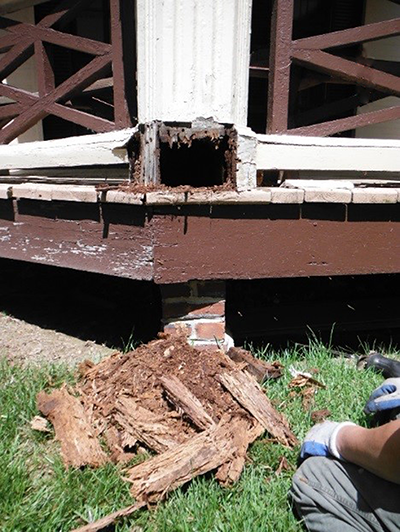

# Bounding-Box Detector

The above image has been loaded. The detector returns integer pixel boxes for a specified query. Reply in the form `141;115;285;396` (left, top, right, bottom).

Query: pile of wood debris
36;334;298;532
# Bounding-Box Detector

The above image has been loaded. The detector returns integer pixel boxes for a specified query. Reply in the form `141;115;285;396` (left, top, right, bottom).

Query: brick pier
160;281;232;350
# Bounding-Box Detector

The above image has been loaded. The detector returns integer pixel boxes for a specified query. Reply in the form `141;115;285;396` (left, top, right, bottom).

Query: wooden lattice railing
266;0;400;136
0;0;136;144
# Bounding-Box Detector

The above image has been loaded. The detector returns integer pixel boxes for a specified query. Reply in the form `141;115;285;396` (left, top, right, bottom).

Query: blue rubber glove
300;421;356;461
364;378;400;414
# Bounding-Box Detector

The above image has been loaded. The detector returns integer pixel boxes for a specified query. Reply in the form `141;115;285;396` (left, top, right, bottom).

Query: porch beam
0;128;133;169
293;18;400;50
292;49;400;97
256;134;400;173
266;0;294;133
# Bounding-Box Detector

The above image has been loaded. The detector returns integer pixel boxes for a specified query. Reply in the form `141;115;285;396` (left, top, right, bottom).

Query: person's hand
364;378;400;414
299;421;356;461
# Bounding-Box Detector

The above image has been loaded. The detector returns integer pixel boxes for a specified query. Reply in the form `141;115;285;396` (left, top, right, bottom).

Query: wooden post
267;0;294;134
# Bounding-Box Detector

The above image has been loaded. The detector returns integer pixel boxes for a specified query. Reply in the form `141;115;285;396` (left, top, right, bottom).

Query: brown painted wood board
152;212;400;282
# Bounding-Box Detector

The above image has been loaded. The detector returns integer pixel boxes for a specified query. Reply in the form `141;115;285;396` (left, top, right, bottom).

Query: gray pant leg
290;456;400;532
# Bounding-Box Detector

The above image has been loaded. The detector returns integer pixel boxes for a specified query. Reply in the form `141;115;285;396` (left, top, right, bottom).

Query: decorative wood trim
291;49;400;98
288;105;400;137
267;0;293;134
0;54;113;143
110;0;134;129
265;0;400;136
0;0;136;144
293;18;400;50
0;16;112;55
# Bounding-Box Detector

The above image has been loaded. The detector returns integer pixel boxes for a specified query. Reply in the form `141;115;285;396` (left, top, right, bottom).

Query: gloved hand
300;421;356;462
364;378;400;414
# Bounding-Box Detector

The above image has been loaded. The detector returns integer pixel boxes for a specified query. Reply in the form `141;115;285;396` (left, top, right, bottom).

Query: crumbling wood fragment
114;396;181;453
159;374;215;430
227;347;283;383
30;415;51;433
217;370;298;447
70;501;146;532
126;415;251;503
37;388;108;468
215;420;264;485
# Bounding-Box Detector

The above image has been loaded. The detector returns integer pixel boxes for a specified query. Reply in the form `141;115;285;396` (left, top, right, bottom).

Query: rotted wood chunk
114;396;182;453
126;415;250;503
37;387;108;468
159;374;215;430
217;370;298;447
226;347;283;383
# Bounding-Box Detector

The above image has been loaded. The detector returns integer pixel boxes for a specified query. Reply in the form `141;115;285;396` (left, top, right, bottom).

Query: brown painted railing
267;0;400;136
0;0;136;144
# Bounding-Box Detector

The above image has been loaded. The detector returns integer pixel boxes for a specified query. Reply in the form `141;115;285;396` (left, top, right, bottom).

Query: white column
136;0;253;125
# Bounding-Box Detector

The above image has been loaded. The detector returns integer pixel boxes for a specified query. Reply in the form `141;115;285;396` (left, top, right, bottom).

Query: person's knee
289;459;314;514
289;457;339;520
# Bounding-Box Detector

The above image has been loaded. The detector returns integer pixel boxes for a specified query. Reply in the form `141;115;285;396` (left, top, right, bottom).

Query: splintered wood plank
226;347;283;383
114;396;181;453
159;374;215;430
37;387;108;468
126;415;250;502
217;370;298;447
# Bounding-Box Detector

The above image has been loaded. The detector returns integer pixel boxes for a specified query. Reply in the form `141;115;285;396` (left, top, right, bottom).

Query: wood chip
159;374;215;430
217;370;298;447
288;372;325;389
275;456;292;476
311;409;331;423
226;347;283;383
30;415;51;433
37;387;108;468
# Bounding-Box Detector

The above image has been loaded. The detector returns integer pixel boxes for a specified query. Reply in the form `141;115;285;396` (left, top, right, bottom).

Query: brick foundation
161;281;232;350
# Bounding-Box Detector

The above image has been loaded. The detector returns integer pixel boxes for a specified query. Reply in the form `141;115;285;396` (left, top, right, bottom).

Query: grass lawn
0;342;392;532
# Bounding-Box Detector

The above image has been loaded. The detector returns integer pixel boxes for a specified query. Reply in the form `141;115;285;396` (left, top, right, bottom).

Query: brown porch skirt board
0;200;153;280
152;207;400;283
0;201;399;282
